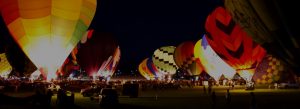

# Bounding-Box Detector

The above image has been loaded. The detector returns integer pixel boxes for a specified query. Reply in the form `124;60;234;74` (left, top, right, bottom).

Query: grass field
1;86;300;109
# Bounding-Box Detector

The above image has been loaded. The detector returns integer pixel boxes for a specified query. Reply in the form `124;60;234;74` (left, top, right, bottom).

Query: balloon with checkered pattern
253;55;295;84
152;46;178;76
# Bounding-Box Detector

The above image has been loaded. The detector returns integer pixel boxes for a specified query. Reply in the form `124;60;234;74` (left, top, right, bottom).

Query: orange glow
0;0;97;80
238;69;255;81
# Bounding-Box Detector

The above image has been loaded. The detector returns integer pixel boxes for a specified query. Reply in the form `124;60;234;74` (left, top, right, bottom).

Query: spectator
225;89;231;105
211;91;216;109
250;92;257;109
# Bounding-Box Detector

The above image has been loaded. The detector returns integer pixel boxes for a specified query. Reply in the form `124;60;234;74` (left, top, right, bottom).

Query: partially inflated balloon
98;46;121;78
152;46;178;76
77;31;118;76
174;41;204;76
205;7;266;81
194;35;235;80
0;0;97;80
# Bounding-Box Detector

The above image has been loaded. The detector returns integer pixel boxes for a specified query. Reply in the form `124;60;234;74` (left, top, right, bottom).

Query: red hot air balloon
205;7;266;81
174;41;204;76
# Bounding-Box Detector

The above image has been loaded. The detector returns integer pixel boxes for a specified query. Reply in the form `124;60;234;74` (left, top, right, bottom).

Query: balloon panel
0;53;12;78
174;41;203;76
194;36;235;80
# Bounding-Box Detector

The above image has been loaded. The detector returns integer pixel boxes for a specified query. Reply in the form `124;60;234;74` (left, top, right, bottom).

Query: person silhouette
211;91;216;109
250;92;257;109
225;89;231;105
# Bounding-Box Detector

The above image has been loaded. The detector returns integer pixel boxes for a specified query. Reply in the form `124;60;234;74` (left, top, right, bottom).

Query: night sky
90;0;223;72
0;0;223;74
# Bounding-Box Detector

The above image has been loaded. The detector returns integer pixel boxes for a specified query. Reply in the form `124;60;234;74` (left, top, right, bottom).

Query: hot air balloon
174;41;204;77
205;7;266;82
225;0;300;74
0;0;97;81
77;31;119;77
139;58;156;80
194;35;235;81
98;46;121;78
152;46;178;78
253;55;296;84
0;53;12;78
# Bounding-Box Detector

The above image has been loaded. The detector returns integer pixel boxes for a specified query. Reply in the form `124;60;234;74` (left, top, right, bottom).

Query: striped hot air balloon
139;58;156;80
205;7;266;81
0;0;97;81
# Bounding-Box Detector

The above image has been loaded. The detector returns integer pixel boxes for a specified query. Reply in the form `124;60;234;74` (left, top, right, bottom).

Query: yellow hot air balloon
194;35;235;81
0;0;97;81
0;53;12;78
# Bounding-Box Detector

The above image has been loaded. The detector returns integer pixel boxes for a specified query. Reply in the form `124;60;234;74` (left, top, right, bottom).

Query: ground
1;86;300;109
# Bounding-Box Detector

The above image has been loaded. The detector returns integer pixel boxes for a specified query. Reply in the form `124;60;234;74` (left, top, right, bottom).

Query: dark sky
90;0;223;72
0;0;223;74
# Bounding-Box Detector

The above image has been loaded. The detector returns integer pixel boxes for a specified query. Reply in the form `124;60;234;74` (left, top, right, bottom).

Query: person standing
211;91;216;109
250;92;257;109
225;89;231;105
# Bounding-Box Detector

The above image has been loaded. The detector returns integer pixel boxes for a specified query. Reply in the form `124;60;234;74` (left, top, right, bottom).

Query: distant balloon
174;41;204;76
139;58;156;80
225;0;300;73
152;46;178;76
98;46;121;78
194;35;235;80
0;0;97;80
205;7;266;81
77;31;119;76
0;53;12;78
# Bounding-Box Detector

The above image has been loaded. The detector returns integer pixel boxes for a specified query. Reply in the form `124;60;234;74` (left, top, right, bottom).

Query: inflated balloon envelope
205;7;266;81
0;0;97;81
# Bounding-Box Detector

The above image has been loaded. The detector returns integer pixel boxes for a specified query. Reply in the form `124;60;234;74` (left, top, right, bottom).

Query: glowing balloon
205;7;266;81
139;58;156;80
225;0;300;73
77;31;118;76
194;35;235;80
0;0;97;80
0;53;12;78
152;46;178;76
253;55;296;84
98;46;121;78
174;41;204;76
